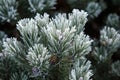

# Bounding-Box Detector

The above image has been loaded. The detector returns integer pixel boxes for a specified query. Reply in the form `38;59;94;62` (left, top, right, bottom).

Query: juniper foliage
90;27;120;80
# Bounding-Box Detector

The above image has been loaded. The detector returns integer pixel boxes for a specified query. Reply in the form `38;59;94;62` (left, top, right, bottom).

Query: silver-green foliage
69;10;88;33
86;2;102;18
106;13;120;30
28;0;56;13
3;38;24;56
10;72;28;80
0;31;7;52
111;60;120;77
26;44;50;71
0;0;18;22
3;9;93;80
69;58;92;80
90;26;120;80
94;27;120;62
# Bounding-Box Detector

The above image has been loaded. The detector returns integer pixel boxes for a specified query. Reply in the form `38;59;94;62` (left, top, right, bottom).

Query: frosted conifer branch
2;9;92;79
28;0;56;13
26;44;50;68
43;22;76;55
10;72;28;80
106;14;120;30
35;13;50;28
26;44;51;77
100;27;120;53
94;27;120;62
3;38;24;56
52;13;71;30
17;19;40;47
111;61;120;77
0;31;7;52
86;2;102;18
0;0;18;22
0;31;7;40
69;9;88;33
69;59;92;80
72;32;93;58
